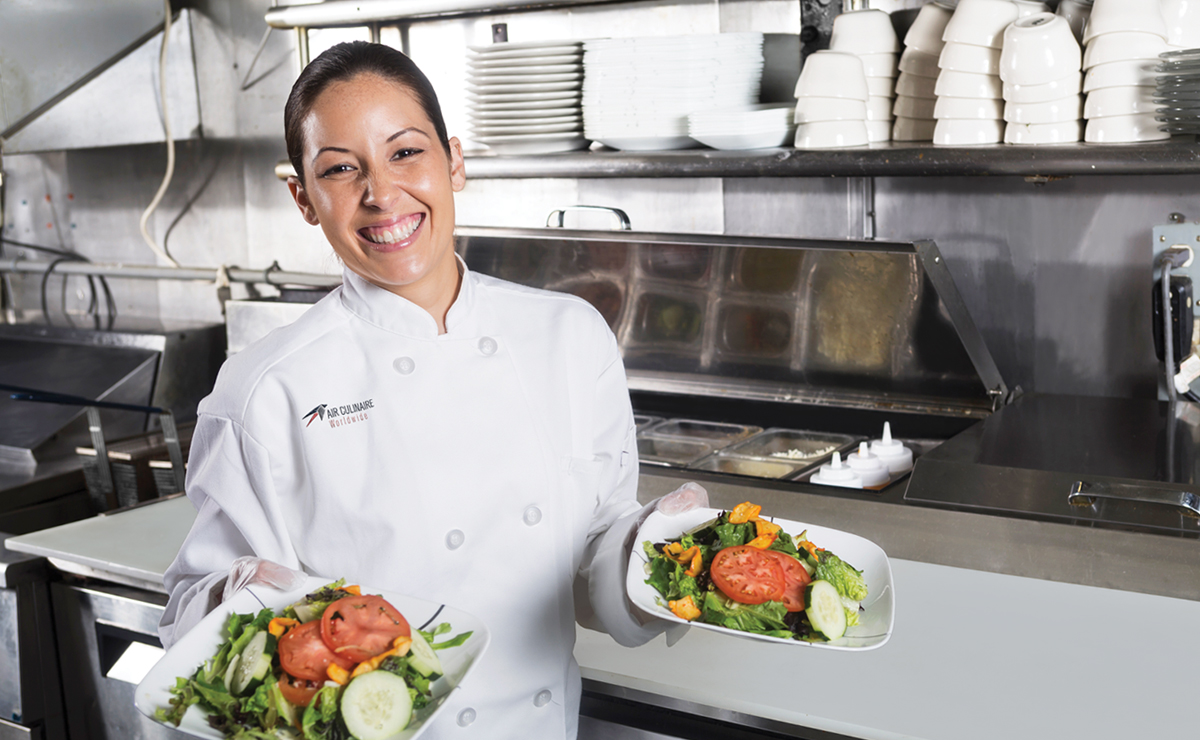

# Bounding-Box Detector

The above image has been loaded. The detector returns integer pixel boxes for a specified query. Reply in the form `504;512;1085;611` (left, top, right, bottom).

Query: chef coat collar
339;254;482;339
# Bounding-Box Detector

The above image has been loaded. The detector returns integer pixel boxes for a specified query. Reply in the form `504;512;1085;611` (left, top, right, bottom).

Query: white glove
655;481;709;516
222;556;308;603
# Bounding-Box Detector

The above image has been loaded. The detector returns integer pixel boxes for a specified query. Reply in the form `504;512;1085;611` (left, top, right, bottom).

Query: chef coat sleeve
158;413;301;649
572;330;665;648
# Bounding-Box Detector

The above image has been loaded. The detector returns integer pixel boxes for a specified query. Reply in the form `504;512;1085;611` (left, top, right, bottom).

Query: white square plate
135;576;490;739
626;507;895;650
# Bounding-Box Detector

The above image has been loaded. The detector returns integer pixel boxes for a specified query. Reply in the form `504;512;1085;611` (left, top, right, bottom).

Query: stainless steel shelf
463;138;1200;178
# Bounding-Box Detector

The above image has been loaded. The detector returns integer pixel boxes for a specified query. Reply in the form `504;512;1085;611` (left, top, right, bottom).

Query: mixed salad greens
157;580;471;740
643;502;868;641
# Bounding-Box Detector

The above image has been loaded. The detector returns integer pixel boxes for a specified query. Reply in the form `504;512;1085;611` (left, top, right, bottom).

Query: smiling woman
283;43;466;332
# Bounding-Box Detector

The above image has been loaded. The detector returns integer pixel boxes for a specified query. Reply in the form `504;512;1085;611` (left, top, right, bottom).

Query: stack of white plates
687;103;795;149
467;40;589;155
1154;49;1200;135
583;33;765;151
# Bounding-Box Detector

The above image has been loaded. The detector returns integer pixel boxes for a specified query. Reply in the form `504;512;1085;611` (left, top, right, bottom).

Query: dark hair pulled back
284;41;451;184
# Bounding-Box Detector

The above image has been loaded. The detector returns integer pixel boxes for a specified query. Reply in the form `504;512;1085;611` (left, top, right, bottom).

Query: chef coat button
478;336;498;356
456;708;476;727
523;506;542;526
445;529;465;550
534;690;552;707
392;357;415;375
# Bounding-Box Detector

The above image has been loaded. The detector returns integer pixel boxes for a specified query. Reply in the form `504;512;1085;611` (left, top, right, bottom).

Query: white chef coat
160;261;660;739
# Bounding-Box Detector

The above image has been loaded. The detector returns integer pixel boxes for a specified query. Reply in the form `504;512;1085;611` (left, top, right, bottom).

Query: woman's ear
287;176;321;226
448;137;466;193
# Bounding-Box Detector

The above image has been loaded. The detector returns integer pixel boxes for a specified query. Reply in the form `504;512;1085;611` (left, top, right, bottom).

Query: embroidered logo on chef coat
302;399;374;429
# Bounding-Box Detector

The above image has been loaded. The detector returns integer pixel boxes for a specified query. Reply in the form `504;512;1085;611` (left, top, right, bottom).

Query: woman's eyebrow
388;127;430;142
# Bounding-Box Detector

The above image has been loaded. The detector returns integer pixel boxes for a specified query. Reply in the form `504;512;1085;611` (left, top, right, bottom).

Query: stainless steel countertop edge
638;470;1200;604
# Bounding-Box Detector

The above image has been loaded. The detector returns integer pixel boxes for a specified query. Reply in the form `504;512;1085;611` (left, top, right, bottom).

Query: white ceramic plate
468;42;583;58
468;72;582;85
469;107;582;119
472;122;583;136
467;90;582;103
626;507;895;650
135;576;490;739
468;64;582;78
474;133;592;154
468;81;582;95
468;54;582;69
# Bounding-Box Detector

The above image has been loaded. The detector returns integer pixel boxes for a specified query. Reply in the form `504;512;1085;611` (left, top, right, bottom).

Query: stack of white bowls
894;2;953;141
686;103;796;150
1163;0;1200;48
1000;13;1084;144
934;0;1018;144
582;33;764;151
829;9;901;142
1055;0;1093;42
793;50;870;148
1081;0;1169;142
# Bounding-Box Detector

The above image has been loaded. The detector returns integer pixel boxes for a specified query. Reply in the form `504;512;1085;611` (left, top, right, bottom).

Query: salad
642;502;868;641
156;580;472;740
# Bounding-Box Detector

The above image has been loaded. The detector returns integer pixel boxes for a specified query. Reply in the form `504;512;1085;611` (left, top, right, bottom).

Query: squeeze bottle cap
847;441;890;486
811;451;865;488
869;422;914;473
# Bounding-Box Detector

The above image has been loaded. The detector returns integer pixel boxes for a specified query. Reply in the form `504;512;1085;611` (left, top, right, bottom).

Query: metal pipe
0;258;342;288
265;0;626;28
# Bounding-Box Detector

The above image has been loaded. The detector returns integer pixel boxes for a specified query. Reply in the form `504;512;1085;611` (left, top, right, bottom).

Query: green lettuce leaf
700;591;791;635
814;551;868;602
301;684;347;740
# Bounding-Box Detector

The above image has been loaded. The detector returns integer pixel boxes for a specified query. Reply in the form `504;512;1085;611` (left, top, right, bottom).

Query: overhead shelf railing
264;0;627;28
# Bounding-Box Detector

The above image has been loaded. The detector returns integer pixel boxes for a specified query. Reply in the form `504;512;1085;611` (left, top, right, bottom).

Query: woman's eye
393;148;423;160
319;164;354;178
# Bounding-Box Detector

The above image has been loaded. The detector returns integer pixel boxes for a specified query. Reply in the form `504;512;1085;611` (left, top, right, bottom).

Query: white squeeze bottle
810;451;865;489
869;422;914;473
847;441;890;487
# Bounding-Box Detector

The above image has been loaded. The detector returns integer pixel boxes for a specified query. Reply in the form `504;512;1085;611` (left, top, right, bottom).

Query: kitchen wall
0;0;1183;399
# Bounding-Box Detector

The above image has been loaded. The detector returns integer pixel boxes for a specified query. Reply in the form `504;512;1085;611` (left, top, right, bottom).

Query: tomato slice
320;595;411;665
277;620;354;682
277;672;322;707
710;545;786;605
761;549;812;612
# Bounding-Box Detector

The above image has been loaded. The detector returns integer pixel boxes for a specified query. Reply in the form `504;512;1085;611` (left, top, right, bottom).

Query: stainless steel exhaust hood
0;2;201;153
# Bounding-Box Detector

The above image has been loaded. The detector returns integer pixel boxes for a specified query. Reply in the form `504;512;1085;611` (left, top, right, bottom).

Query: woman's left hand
655;481;709;516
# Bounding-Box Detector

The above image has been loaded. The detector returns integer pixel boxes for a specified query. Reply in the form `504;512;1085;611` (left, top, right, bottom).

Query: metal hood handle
1068;480;1200;518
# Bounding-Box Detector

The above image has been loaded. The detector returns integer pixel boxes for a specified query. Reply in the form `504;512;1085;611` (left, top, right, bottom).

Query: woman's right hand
222;556;307;602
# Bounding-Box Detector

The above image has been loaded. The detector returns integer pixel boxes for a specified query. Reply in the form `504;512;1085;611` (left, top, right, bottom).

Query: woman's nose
361;170;399;209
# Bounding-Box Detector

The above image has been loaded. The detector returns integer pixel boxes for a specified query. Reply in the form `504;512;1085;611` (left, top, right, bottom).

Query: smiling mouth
360;214;423;246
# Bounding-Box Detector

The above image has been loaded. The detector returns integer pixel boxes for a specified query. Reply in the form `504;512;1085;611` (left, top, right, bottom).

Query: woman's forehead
306;73;431;141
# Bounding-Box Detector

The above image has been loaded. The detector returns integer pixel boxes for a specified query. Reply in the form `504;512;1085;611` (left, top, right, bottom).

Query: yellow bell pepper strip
668;595;702;621
344;585;362;596
664;542;685;557
268;617;298;638
684;549;703;578
349;635;414;679
799;540;820;562
753;518;781;537
326;663;350;685
728;502;762;524
746;532;778;549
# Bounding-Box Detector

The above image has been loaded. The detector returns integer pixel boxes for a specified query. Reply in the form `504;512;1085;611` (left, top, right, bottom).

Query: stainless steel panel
0;718;40;740
52;582;170;740
457;226;1004;416
0;540;64;740
4;10;202;154
0;0;165;135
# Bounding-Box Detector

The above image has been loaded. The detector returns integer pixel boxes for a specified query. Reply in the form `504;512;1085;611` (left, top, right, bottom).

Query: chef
159;41;704;739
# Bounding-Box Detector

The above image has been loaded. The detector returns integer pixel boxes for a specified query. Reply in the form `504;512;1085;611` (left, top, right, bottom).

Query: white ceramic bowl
1083;58;1158;92
893;94;937;118
866;95;895;120
1083;85;1158;117
1014;0;1053;16
795;51;870;101
899;48;942;78
1084;112;1170;141
1003;94;1084;123
867;119;893;141
1004;119;1084;143
893;115;938;140
794;96;869;123
1056;0;1092;42
933;117;1007;144
1082;0;1168;43
934;95;1005;119
942;0;1021;49
895;71;939;98
905;2;956;54
936;69;1004;98
1003;72;1083;102
999;14;1082;85
794;119;870;148
1082;31;1169;69
859;52;900;78
939;41;1003;75
867;76;896;97
829;9;902;53
1162;0;1200;48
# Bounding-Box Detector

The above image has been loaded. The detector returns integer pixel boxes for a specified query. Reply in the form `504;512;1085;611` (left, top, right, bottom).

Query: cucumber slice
806;580;848;641
230;631;274;695
407;632;443;678
269;680;298;728
223;653;241;692
341;670;414;740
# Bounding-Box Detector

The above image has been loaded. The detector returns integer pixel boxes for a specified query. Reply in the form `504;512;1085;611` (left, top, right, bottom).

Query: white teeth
366;216;420;244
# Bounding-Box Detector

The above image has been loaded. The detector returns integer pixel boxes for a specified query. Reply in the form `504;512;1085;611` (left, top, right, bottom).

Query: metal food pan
647;419;762;446
635;242;716;286
623;284;709;353
722;428;860;466
637;436;715;467
688;453;802;479
709;297;797;366
791;438;943;491
634;414;663;433
723;246;805;297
